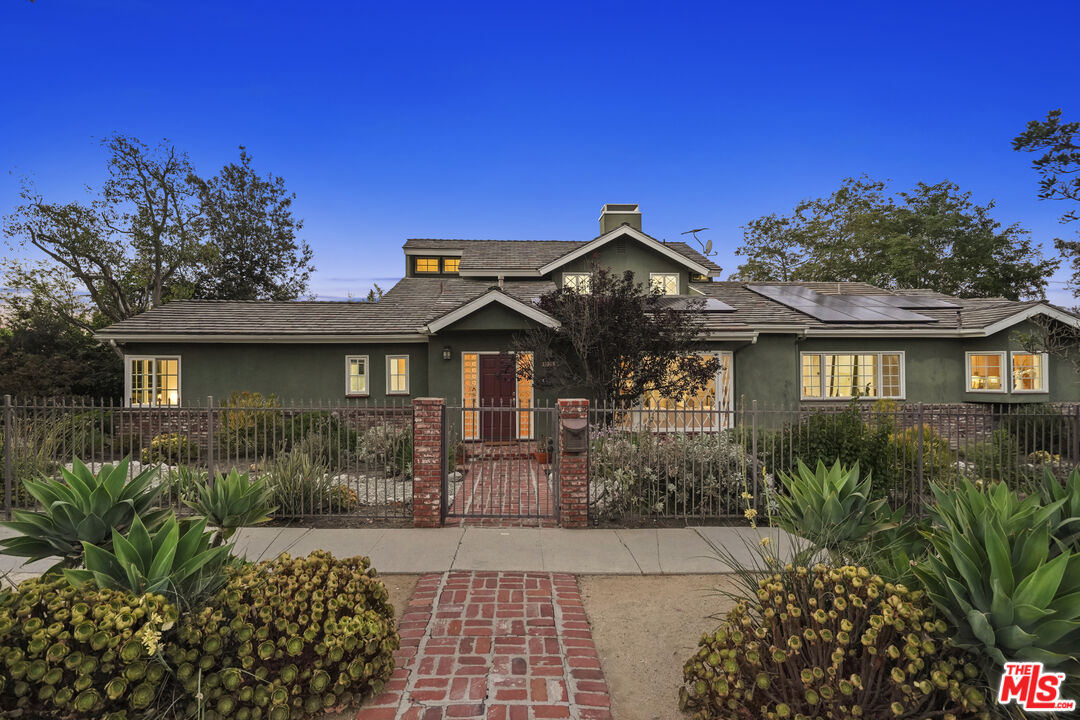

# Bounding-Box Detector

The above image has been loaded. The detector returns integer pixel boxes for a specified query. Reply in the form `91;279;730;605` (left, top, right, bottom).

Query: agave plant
64;512;234;607
773;459;901;559
184;467;276;546
1041;466;1080;553
0;457;169;572
913;476;1080;682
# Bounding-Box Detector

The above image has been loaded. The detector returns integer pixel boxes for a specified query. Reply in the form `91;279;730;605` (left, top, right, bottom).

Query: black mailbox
561;417;588;453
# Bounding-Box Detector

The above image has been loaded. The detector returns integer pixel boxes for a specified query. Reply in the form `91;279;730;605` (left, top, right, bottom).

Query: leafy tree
0;294;122;398
189;147;313;301
512;269;720;406
3;135;202;331
733;176;1056;300
1013;108;1080;295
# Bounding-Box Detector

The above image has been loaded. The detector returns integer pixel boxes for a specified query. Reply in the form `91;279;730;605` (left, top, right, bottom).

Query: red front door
479;354;516;441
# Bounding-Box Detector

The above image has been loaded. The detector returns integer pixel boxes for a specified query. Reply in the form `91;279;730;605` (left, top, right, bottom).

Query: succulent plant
167;550;398;719
140;432;198;465
774;460;901;557
0;457;169;572
680;564;989;720
913;476;1080;684
184;467;276;545
64;512;234;608
0;575;178;718
1040;466;1080;552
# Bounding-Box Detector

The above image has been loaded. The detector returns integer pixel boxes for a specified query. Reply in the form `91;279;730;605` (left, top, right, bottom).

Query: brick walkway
446;447;556;524
357;572;612;720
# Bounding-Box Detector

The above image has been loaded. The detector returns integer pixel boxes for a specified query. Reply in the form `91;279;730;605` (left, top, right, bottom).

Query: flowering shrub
590;428;749;518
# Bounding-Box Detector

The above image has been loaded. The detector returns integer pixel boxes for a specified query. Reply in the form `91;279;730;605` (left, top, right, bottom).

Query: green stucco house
97;203;1080;440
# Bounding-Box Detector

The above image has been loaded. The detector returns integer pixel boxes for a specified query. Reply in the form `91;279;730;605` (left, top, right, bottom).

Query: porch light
442;346;452;361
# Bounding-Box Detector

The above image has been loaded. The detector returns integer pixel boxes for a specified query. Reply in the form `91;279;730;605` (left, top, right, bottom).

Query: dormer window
416;257;440;273
564;273;591;293
650;273;679;295
443;258;460;273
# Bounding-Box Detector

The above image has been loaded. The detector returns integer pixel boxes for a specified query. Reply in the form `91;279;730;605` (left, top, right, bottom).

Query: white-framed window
345;355;369;396
650;273;679;295
386;355;410;395
800;352;904;400
1011;351;1048;393
966;352;1006;393
125;356;181;407
563;272;591;293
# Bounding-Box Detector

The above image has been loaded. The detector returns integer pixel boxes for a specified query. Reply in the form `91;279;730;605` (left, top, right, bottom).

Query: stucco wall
120;342;429;405
552;236;693;293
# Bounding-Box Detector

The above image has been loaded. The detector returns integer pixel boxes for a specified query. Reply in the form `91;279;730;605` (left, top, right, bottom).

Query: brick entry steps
358;572;613;720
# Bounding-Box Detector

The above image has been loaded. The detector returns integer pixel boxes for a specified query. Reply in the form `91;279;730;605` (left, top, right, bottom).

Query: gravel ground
579;574;740;720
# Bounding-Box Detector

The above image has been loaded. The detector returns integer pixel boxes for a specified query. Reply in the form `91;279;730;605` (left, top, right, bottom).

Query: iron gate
441;405;559;521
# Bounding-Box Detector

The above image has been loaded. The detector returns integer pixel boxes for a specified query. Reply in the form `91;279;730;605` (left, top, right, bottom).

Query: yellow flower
744;508;758;520
740;491;753;500
760;536;771;547
138;611;164;657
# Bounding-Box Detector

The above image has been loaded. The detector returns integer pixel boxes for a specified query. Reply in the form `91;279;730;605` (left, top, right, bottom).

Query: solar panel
747;285;937;323
869;295;961;310
656;297;736;312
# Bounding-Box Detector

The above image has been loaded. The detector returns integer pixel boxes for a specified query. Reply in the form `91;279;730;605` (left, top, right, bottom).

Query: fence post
750;400;759;503
412;397;444;528
915;403;925;512
206;396;215;484
556;398;589;528
4;395;12;520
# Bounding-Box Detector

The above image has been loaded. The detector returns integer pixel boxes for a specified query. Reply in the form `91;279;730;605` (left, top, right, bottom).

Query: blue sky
1;0;1078;302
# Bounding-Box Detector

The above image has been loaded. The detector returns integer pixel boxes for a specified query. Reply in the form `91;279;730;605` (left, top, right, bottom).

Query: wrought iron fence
588;400;1080;524
1;395;414;522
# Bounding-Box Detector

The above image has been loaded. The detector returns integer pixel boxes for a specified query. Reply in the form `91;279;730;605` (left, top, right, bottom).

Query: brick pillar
557;399;589;529
412;398;444;528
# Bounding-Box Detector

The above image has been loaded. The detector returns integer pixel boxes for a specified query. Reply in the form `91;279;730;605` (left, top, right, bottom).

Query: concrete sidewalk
0;525;797;583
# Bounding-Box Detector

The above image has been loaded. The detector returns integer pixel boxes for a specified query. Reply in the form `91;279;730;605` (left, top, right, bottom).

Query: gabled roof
424;288;559;332
536;225;715;277
401;233;723;277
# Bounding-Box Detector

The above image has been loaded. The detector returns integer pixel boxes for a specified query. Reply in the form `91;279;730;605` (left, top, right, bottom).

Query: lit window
967;352;1005;392
626;353;734;432
415;257;440;273
564;273;591;293
1011;352;1047;392
387;355;409;394
800;353;904;399
126;356;180;406
443;258;460;273
650;273;679;295
346;355;368;396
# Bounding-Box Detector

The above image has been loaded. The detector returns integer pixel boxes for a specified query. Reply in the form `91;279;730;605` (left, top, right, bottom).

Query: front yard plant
0;575;178;718
184;467;276;545
0;454;400;719
912;475;1080;688
0;458;169;571
590;428;747;518
680;564;988;720
168;551;398;719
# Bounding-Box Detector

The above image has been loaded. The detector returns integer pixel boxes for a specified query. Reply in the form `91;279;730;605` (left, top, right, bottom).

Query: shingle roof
97;275;1071;341
402;236;724;274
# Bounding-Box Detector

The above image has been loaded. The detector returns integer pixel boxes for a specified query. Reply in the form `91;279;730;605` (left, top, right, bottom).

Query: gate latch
561;417;588;453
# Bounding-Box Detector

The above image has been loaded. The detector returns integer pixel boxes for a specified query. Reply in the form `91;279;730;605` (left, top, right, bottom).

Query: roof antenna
680;228;715;258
